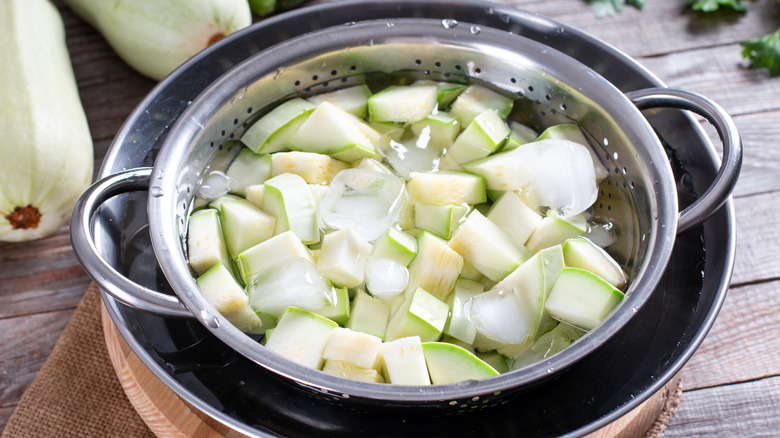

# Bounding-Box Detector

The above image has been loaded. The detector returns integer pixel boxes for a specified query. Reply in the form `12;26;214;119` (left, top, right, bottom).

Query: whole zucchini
63;0;252;81
0;0;94;242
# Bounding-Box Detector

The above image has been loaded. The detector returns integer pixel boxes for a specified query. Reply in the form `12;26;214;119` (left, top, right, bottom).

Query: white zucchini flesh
187;209;232;276
347;290;391;340
406;171;487;206
321;327;383;370
322;359;385;383
307;84;372;118
264;307;338;369
562;237;627;288
384;286;449;343
448;210;529;282
1;0;93;242
449;84;513;126
367;84;438;123
422;342;499;385
381;336;431;385
405;232;464;301
196;263;262;333
544;267;625;331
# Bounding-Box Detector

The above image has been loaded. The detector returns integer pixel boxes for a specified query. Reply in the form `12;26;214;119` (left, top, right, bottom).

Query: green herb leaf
587;0;645;18
741;27;780;76
687;0;748;12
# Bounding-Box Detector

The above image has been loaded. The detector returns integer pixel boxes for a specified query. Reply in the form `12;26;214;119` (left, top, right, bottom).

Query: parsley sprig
741;27;780;76
586;0;645;18
687;0;748;12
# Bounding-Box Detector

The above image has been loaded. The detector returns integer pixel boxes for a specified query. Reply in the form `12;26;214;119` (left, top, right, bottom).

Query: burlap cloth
2;283;683;437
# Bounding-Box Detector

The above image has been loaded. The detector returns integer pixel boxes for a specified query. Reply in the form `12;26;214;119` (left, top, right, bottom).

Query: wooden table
1;0;779;435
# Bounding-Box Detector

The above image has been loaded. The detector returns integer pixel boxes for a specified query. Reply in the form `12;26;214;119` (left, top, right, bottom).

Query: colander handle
70;167;193;318
627;88;742;234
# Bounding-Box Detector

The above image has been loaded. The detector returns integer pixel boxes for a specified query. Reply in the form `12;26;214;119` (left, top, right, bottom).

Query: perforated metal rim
148;18;678;405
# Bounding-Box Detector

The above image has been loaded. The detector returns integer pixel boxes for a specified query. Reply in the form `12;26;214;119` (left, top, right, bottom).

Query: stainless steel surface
626;88;742;233
90;0;738;436
70;167;191;317
72;0;741;419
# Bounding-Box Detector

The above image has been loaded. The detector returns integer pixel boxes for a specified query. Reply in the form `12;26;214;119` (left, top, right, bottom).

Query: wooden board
102;304;680;438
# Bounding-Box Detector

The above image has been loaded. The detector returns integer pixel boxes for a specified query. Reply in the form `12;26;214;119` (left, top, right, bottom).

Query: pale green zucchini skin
63;0;251;80
0;0;93;242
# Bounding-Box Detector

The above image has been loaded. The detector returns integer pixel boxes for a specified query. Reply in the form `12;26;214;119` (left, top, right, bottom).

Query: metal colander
72;17;740;411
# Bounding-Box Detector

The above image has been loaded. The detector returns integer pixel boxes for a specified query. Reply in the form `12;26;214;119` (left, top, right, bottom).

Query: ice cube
466;288;532;347
197;170;231;200
247;257;335;317
508;139;598;217
365;257;409;301
320;169;406;241
380;126;443;179
585;218;618;248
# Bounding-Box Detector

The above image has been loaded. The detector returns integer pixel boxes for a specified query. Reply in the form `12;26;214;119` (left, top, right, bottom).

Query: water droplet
442;19;459;29
154;169;164;179
149;186;164;198
500;14;511;23
470;25;481;35
344;21;356;26
386;22;395;28
229;87;247;104
202;311;220;328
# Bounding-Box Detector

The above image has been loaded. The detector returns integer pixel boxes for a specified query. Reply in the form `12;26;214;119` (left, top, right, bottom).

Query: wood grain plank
0;231;91;319
680;281;780;391
512;0;780;58
727;110;780;198
637;45;780;117
664;377;780;437
0;310;73;407
731;192;780;286
0;407;14;434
